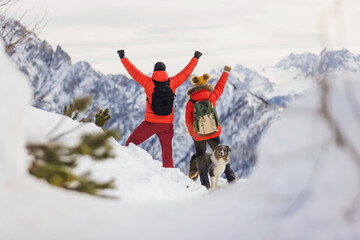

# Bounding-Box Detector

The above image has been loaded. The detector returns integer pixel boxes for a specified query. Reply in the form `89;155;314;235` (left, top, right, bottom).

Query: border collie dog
189;144;231;189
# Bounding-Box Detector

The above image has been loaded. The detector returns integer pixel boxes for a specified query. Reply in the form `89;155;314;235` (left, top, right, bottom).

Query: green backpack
190;98;219;136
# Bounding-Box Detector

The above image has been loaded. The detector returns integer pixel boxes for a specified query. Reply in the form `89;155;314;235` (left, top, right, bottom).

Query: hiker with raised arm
185;66;236;188
117;49;202;168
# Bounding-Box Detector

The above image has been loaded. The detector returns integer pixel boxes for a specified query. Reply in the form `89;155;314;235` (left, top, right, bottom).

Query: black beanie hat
154;62;166;71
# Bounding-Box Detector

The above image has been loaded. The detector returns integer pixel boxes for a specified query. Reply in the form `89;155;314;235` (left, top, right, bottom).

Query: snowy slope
1;36;360;240
25;107;207;202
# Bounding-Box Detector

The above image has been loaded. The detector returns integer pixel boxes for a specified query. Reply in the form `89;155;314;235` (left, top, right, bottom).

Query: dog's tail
189;153;199;181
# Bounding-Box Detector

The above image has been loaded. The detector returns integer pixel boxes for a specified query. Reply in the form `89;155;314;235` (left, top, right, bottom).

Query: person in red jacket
185;66;236;188
117;49;202;168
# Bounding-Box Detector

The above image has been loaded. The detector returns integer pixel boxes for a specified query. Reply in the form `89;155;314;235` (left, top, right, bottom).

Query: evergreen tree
28;96;121;198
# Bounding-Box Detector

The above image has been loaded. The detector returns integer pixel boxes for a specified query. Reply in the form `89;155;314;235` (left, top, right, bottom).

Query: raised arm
211;66;231;101
171;51;202;89
117;50;151;87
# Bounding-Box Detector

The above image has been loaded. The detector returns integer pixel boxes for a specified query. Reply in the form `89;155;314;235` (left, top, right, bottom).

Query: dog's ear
226;146;231;153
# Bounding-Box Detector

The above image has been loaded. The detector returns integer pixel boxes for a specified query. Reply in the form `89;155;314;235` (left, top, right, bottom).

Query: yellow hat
190;73;211;86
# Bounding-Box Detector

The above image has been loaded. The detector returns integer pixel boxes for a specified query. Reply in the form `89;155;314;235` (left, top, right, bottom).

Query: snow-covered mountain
272;48;360;76
3;19;360;177
262;48;360;106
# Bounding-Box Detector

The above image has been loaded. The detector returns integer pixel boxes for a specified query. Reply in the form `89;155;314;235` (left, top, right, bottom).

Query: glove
117;49;125;59
224;65;231;72
194;51;202;59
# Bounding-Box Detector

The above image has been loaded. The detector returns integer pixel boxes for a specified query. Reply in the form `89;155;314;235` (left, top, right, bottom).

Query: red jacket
121;57;198;123
185;71;229;141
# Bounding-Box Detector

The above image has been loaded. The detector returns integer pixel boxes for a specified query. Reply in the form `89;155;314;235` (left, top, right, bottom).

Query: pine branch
27;131;118;197
94;108;112;127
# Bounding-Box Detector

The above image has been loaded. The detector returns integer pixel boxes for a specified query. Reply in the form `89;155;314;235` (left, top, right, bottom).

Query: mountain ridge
2;19;360;177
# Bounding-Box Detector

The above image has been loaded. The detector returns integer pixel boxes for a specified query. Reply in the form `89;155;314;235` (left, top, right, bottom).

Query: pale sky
10;0;360;76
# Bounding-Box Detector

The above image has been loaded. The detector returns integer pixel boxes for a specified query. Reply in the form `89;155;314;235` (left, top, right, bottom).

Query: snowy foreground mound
25;107;207;202
1;44;360;239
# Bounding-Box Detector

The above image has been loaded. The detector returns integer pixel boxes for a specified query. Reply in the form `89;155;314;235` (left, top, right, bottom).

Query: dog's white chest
211;156;228;177
209;155;228;189
213;164;226;178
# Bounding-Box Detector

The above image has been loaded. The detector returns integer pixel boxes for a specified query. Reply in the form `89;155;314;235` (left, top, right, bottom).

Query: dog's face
213;144;231;163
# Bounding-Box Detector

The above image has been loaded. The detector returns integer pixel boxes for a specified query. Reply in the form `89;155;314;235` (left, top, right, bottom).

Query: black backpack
149;79;175;116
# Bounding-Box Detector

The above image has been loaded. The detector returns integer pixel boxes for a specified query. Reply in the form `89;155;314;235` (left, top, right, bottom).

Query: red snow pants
125;121;174;168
